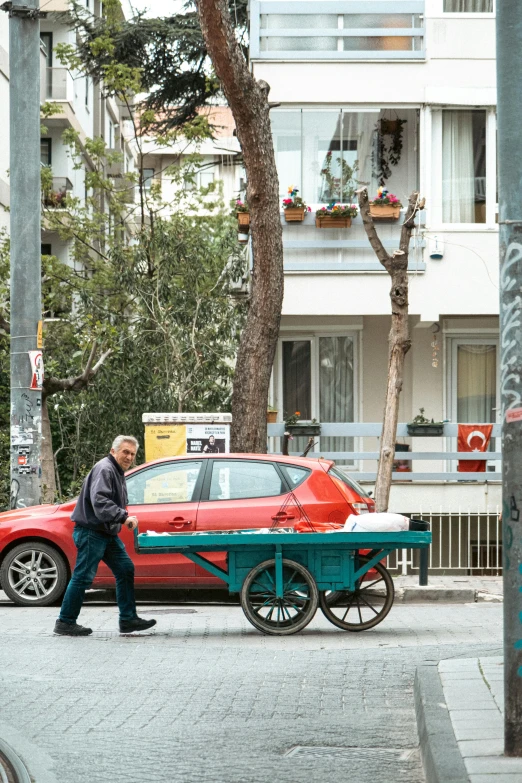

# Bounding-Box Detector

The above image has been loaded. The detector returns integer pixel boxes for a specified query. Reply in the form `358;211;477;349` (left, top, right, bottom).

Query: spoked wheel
240;558;318;636
319;556;394;632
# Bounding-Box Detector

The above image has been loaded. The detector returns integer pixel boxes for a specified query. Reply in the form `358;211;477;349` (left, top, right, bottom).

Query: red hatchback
0;454;374;606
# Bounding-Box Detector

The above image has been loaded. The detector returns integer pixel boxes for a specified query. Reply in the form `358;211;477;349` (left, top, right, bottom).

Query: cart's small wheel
240;558;318;636
319;556;394;632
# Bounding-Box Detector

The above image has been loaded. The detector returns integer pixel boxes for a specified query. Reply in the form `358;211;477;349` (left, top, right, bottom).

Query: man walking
54;435;156;637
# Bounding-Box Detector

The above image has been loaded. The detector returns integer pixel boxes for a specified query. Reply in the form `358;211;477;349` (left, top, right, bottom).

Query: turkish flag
458;424;493;472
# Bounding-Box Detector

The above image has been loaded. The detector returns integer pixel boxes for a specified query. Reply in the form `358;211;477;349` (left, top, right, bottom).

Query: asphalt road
0;593;503;783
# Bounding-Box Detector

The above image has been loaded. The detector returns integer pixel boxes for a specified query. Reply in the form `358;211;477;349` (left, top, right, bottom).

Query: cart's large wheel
319;556;394;632
240;558;318;636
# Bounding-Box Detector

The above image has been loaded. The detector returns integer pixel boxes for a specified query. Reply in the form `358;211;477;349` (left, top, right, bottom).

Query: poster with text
186;424;229;455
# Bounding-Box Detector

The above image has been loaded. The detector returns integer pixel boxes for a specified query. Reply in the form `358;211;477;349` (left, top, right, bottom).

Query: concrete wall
0;15;9;233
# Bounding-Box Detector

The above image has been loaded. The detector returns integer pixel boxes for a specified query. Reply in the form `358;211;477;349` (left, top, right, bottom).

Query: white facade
252;0;500;513
1;0;138;269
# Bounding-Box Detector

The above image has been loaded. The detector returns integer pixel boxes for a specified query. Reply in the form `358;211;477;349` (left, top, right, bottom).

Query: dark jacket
71;454;129;536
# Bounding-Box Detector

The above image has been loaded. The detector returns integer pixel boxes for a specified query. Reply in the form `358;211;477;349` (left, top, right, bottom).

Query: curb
395;586;502;603
414;664;469;783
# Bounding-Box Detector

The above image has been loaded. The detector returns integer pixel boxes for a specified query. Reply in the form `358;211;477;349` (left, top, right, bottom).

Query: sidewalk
394;575;503;604
415;656;520;783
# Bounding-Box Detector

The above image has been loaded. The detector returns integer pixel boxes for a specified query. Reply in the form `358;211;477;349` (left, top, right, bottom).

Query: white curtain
442;111;475;223
457;344;497;422
444;0;492;11
319;337;354;464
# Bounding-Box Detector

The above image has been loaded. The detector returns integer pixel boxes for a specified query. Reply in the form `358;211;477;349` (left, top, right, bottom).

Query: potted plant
282;186;311;223
315;203;358;229
234;198;250;227
407;408;444;437
369;187;403;220
372;117;407;186
320;151;359;203
285;411;321;436
267;406;278;424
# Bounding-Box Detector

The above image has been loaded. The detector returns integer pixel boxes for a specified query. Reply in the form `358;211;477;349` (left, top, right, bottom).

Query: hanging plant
372;117;407;187
320;152;359;203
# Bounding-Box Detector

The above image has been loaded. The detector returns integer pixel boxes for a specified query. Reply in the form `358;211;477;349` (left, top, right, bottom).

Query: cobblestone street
0;595;503;783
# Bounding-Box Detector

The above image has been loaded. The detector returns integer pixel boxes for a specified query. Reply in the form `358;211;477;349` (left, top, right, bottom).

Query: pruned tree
196;0;284;453
358;188;425;512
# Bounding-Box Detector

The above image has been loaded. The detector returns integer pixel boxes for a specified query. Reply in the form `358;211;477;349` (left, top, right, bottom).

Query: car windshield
329;467;372;500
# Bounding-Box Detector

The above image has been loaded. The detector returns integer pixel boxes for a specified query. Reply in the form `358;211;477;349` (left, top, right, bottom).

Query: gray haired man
54;436;156;636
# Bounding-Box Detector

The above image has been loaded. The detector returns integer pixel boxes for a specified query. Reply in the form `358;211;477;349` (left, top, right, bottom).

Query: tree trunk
41;394;57;503
196;0;284;453
358;190;424;511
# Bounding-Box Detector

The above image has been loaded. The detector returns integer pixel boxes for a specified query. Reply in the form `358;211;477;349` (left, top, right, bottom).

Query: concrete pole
6;0;42;509
497;0;522;757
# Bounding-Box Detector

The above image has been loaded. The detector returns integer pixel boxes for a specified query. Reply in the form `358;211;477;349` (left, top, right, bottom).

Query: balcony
250;0;425;61
42;177;73;209
272;107;422;270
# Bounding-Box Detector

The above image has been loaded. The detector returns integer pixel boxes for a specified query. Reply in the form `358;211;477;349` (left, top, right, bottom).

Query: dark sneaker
54;620;92;636
119;616;157;634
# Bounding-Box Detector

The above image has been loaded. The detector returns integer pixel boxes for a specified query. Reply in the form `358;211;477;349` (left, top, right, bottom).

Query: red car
0;454;374;606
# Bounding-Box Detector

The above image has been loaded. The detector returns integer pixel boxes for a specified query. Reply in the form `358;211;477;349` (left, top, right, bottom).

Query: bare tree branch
357;188;390;270
43;342;112;398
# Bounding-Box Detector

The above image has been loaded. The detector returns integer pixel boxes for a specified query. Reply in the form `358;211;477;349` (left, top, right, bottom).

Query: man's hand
125;516;139;530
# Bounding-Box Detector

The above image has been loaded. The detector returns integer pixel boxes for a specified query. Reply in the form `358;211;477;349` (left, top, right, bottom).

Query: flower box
267;410;278;424
237;212;250;227
406;422;444;437
287;423;321;437
284;208;306;223
369;204;401;220
315;216;352;229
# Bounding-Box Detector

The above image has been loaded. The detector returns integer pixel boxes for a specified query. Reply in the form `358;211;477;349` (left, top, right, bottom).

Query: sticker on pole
28;350;43;390
506;407;522;424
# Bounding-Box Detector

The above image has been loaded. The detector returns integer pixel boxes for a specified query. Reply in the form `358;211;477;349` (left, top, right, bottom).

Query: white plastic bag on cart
344;512;410;533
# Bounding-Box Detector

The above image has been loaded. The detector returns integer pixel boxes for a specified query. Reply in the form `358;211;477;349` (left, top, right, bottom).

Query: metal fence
387;508;502;576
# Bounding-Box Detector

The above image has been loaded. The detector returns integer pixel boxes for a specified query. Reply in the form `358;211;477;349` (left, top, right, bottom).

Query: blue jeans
59;526;137;624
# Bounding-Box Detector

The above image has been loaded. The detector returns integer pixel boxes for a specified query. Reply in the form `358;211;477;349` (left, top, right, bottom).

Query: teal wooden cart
134;528;431;636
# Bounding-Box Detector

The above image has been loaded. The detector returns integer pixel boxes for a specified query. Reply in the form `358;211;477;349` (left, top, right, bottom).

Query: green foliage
59;0;248;132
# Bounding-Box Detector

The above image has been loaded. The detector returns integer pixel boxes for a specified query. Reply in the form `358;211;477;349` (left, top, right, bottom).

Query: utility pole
497;0;522;757
2;0;43;509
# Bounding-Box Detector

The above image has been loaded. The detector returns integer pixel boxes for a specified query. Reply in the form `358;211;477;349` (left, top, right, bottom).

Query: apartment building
251;0;500;570
0;0;138;268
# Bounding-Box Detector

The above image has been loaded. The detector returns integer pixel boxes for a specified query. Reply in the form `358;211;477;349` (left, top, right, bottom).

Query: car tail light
351;502;369;514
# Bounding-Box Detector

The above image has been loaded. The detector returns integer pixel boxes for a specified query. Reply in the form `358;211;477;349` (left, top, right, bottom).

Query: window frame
447;335;500;473
40;138;52;167
431;107;497;230
125;459;207;506
200;458;290;503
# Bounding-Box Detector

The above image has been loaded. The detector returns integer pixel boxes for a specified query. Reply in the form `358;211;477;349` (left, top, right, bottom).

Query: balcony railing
250;1;426;61
267;422;501;481
42;67;74;102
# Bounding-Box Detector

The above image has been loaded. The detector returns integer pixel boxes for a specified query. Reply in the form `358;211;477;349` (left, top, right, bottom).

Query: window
40;138;52;167
279;464;310;488
443;111;486;223
126;462;202;505
283;341;311;420
329;467;372;500
444;0;493;11
271;109;419;202
208;461;285;501
108;118;114;149
199;169;215;188
280;334;357;464
85;75;90;108
456;344;497;423
40;32;53;99
143;168;154;191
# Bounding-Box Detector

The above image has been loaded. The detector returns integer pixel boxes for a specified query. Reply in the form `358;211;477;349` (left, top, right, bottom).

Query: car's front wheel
0;542;68;606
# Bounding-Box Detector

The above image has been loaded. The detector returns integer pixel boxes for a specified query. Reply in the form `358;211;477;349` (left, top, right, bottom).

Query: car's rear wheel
0;542;68;607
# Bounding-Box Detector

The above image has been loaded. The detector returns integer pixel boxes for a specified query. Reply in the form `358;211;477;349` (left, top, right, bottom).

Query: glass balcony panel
302;111;344;203
343;13;422;29
343;36;421;51
271;111;302;200
260;13;337;52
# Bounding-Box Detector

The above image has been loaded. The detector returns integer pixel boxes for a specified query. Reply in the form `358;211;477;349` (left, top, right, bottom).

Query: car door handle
271;513;295;521
168;518;192;526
